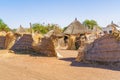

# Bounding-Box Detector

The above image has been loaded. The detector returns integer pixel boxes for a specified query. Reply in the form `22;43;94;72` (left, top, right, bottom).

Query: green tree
0;19;10;32
32;23;63;34
83;19;98;29
32;23;48;34
46;24;63;33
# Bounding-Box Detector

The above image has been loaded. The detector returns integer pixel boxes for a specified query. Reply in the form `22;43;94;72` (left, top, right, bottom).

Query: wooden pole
29;22;33;34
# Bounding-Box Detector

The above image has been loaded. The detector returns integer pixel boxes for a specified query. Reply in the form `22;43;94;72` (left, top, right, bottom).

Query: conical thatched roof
83;34;120;62
64;18;91;34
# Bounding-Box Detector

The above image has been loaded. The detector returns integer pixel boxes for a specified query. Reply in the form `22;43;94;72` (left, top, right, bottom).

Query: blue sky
0;0;120;28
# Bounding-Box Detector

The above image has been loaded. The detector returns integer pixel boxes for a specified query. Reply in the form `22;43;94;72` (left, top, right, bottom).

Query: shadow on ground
60;57;120;71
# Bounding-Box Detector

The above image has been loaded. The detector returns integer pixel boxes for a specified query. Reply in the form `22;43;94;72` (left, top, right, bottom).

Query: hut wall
67;35;76;50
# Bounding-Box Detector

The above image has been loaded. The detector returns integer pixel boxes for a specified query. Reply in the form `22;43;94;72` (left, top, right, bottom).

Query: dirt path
0;50;120;80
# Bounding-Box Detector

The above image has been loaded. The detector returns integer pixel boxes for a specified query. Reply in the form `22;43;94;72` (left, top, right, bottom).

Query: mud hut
76;33;120;63
11;34;34;53
63;18;91;50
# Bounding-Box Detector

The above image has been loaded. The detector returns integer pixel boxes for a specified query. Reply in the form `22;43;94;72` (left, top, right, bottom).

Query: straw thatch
5;32;21;49
44;30;64;49
32;37;56;56
64;18;91;35
44;30;64;38
78;34;120;62
63;19;92;50
11;34;34;53
0;31;6;36
32;32;43;44
0;36;6;49
44;30;55;38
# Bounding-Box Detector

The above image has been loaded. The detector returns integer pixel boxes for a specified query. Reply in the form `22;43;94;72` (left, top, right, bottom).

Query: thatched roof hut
11;34;34;53
64;18;91;35
77;34;120;62
63;18;92;50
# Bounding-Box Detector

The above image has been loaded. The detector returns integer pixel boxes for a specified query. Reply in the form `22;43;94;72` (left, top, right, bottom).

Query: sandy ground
0;50;120;80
